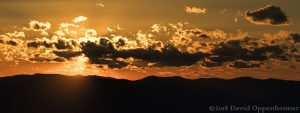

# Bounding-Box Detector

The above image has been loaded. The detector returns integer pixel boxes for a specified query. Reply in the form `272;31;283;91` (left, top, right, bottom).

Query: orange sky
0;0;300;80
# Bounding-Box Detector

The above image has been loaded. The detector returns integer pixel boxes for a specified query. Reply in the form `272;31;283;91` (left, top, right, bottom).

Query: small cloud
151;24;167;33
5;31;25;39
73;16;88;23
234;17;238;23
106;27;114;32
106;25;123;32
185;6;206;14
56;23;80;37
245;5;290;26
96;3;105;7
24;20;51;36
84;29;97;37
96;0;105;7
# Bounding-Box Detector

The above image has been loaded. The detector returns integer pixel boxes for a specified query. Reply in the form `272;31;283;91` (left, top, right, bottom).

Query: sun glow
62;55;91;75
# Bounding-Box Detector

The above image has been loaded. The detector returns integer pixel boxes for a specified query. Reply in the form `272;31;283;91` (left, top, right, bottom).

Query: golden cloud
24;20;51;36
73;16;88;23
185;6;206;14
1;17;299;71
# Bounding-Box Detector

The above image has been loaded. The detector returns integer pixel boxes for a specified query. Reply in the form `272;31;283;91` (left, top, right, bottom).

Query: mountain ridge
2;73;300;82
0;73;300;113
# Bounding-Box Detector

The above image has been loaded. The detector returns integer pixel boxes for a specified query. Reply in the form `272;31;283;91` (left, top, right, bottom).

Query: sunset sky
0;0;299;80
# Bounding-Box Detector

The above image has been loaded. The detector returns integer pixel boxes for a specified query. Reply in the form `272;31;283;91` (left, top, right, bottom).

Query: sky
0;0;300;80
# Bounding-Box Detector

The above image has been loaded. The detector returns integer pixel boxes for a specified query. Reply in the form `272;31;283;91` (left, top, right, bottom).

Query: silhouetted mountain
1;74;300;113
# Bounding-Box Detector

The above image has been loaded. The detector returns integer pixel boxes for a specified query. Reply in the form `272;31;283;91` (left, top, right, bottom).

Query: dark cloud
81;39;208;68
27;38;79;49
289;33;300;43
296;55;300;62
7;40;18;46
89;58;129;69
251;45;287;61
27;41;40;48
113;44;207;67
81;38;115;58
208;33;299;66
209;38;266;62
52;57;66;62
52;50;82;59
211;39;249;61
245;5;290;25
54;39;77;50
180;28;227;39
29;57;52;62
2;21;299;70
27;41;53;48
17;31;300;69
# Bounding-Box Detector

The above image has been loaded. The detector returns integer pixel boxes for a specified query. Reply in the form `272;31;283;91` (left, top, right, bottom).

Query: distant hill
0;74;300;113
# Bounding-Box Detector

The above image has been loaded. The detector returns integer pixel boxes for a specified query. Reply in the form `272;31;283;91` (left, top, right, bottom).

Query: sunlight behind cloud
60;55;99;75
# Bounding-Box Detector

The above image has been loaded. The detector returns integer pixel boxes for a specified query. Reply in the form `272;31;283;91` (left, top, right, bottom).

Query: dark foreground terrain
0;74;300;113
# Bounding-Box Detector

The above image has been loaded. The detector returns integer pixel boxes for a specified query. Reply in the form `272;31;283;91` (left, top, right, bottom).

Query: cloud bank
1;17;300;70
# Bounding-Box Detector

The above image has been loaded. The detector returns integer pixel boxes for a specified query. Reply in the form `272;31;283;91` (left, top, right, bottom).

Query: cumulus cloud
210;38;284;63
24;20;51;36
185;6;206;14
210;31;300;64
55;23;81;38
245;5;290;26
81;40;207;68
5;31;25;39
1;18;300;70
0;31;25;45
84;29;97;37
0;35;23;46
27;38;53;48
79;29;299;69
151;24;167;33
